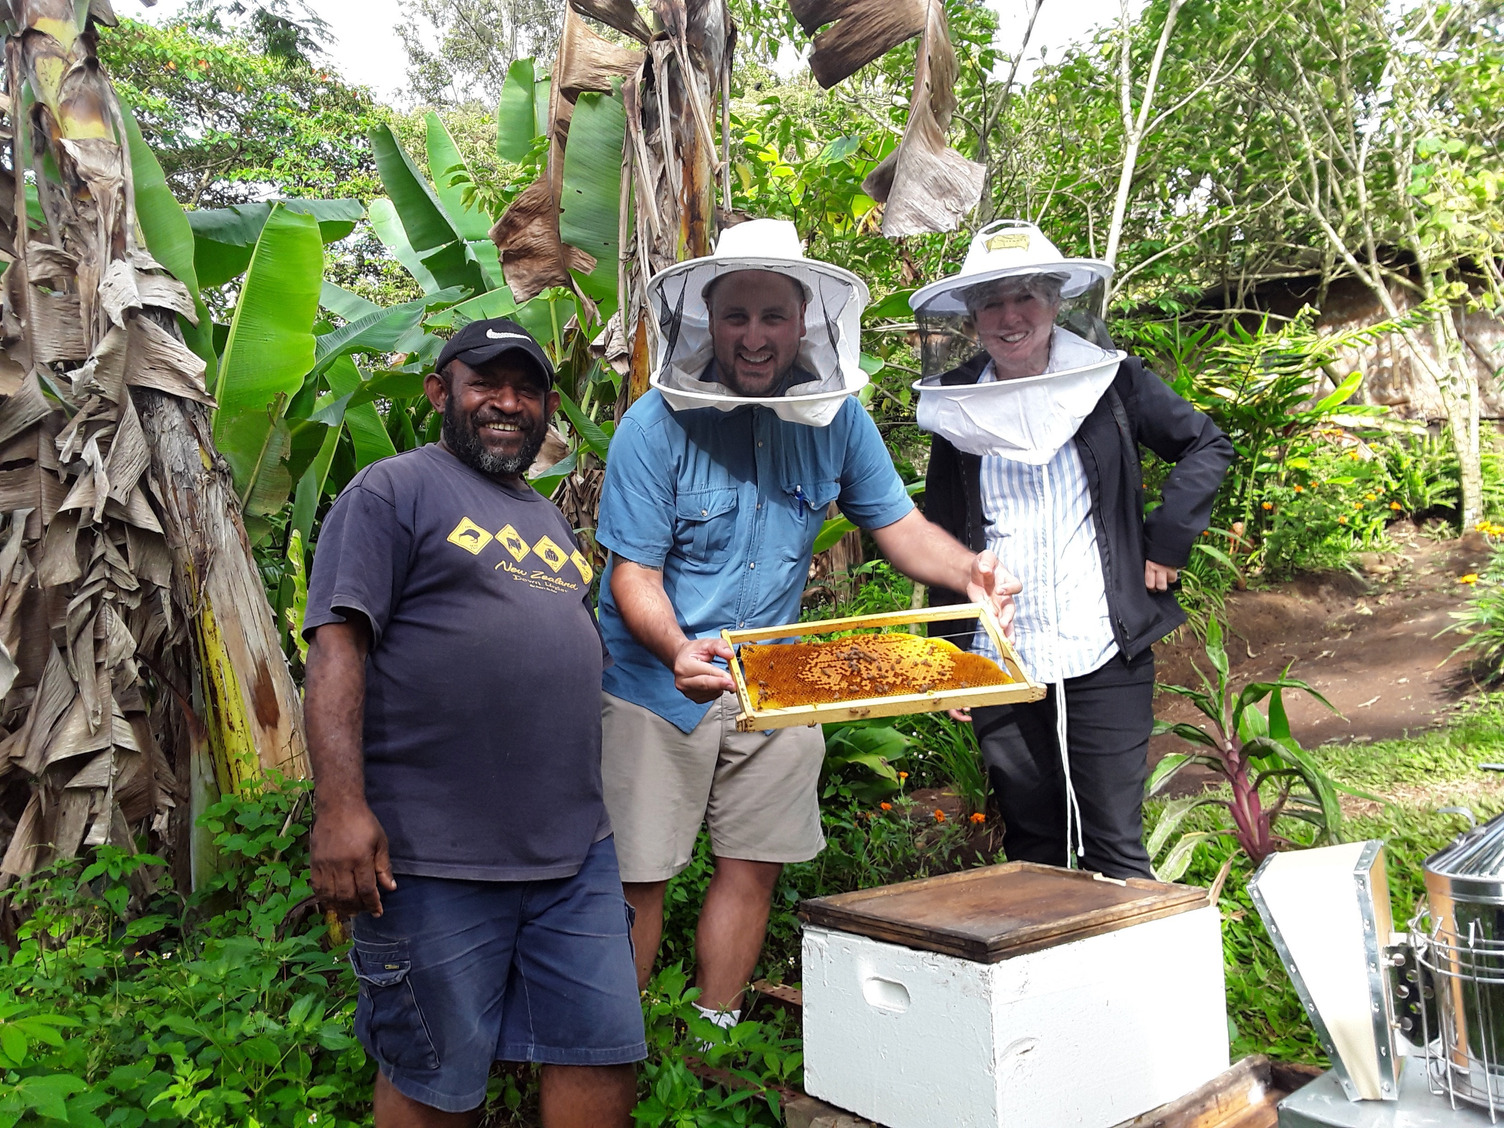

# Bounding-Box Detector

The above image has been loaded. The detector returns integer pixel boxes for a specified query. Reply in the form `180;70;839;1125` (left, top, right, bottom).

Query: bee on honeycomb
739;632;1013;710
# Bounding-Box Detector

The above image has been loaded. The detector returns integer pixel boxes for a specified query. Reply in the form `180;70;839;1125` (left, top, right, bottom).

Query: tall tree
398;0;565;107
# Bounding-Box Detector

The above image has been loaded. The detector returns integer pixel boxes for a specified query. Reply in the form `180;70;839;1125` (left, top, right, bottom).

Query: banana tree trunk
0;0;306;892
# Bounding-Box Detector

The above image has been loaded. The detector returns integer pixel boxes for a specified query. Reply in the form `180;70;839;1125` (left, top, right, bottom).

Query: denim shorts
347;835;647;1114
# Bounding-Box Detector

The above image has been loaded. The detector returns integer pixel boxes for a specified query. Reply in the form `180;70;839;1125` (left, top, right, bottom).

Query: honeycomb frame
723;603;1046;732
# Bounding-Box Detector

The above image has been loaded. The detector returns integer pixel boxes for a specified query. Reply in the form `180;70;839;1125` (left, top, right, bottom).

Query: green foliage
0;782;371;1127
99;17;383;209
1444;534;1504;684
634;965;799;1127
1148;616;1346;877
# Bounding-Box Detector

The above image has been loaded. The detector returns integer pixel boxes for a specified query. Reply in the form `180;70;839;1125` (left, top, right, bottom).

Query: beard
442;396;547;478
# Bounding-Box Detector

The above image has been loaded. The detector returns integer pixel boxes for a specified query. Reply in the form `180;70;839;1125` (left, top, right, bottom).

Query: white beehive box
800;863;1230;1128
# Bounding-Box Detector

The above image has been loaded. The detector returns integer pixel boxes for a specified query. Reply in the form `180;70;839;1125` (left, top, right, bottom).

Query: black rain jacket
923;351;1234;660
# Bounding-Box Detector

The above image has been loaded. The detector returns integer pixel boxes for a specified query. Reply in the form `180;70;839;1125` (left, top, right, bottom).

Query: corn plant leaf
559;88;627;312
1244;735;1343;843
1154;830;1224;883
496;58;543;162
425;112;491;242
1146;794;1221;859
212;204;323;502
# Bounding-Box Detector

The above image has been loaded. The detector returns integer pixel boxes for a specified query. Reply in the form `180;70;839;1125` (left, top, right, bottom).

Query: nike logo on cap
485;329;530;341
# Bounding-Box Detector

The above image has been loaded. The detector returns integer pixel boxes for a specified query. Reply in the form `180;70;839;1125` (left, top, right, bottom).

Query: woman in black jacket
912;220;1233;879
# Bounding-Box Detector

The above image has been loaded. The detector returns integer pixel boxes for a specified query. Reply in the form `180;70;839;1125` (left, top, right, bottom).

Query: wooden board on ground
798;861;1208;963
723;603;1045;732
1111;1055;1323;1128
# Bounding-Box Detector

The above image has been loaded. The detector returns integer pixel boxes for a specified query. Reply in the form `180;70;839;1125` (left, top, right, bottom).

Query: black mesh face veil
913;275;1115;380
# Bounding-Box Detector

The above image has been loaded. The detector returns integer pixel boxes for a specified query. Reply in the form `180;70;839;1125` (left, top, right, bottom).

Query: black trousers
971;649;1156;880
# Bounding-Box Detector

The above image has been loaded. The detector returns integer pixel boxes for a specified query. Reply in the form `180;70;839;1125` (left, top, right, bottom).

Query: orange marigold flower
1294;485;1304;493
880;801;892;811
1337;516;1348;525
1459;574;1480;584
1390;501;1402;510
897;771;908;780
1364;493;1376;501
1354;502;1364;510
969;812;986;824
1261;501;1273;511
933;809;946;822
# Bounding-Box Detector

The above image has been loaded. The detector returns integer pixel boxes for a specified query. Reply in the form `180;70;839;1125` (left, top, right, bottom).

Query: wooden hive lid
798;862;1209;963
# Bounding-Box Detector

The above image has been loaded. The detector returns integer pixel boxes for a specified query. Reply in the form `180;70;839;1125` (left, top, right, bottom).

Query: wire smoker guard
1411;810;1504;1119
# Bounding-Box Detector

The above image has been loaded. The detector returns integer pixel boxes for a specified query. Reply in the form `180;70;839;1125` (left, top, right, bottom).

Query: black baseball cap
435;318;555;388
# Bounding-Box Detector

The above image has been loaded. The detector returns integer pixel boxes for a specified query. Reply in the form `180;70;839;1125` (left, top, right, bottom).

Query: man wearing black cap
303;318;644;1126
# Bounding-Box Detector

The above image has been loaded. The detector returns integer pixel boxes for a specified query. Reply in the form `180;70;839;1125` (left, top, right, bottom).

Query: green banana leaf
370;125;489;295
425;287;520;330
312;297;430;376
320;281;381;321
813;481;925;553
558;89;626;313
368;198;440;293
188;199;363;289
496;58;544;162
425;112;491;242
212;204;324;511
120;103;217;376
326;355;399;469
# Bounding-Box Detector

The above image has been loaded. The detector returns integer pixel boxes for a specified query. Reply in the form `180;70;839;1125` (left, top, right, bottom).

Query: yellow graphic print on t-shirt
446;515;584;595
497;524;530;562
447;517;493;555
533;535;568;572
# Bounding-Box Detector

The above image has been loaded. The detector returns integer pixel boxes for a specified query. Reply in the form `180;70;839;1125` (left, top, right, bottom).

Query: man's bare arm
610;558;735;703
868;510;1020;632
305;618;396;917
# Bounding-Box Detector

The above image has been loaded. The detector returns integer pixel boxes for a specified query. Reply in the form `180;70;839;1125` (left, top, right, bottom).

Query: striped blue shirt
974;439;1118;682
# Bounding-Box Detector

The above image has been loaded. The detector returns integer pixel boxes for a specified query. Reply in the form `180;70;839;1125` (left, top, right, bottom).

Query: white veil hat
646;219;870;427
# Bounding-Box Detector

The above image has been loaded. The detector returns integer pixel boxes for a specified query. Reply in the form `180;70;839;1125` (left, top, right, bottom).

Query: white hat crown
909;218;1112;315
711;218;806;264
959;220;1067;277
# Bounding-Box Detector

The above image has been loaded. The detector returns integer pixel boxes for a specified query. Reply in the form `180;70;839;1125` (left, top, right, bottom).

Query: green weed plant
0;781;370;1128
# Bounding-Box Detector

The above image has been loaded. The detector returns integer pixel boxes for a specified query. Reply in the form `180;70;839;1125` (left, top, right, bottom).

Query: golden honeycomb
738;632;1013;711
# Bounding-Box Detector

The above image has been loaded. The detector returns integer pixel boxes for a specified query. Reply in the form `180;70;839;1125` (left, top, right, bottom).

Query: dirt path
1152;524;1496;755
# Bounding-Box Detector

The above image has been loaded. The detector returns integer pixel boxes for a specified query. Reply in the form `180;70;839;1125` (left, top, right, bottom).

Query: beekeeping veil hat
909;220;1126;463
646;219;870;427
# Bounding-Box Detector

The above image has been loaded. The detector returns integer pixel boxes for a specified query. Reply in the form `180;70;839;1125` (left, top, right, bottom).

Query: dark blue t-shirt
304;443;610;881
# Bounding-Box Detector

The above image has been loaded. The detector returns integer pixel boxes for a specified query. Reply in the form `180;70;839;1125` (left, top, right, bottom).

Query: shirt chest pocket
775;478;840;562
673;488;739;564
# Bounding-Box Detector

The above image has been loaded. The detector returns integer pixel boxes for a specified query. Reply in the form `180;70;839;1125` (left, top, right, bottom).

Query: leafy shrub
1445;531;1504;684
0;781;371;1128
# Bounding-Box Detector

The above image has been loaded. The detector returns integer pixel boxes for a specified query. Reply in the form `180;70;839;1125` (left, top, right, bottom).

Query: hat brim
647;255;870;324
447;342;554;386
910;258;1112;315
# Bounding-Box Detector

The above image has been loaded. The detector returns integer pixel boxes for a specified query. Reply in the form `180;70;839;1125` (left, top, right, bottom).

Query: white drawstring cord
1039;458;1086;869
1055;679;1086;867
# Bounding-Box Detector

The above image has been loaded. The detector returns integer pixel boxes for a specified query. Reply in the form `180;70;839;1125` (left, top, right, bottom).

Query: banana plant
1145;616;1348;881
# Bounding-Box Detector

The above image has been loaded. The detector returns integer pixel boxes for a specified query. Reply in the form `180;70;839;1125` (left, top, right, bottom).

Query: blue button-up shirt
597;389;914;732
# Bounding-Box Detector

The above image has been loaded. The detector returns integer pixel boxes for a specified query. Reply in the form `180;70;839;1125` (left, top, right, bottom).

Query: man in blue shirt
595;220;1018;1030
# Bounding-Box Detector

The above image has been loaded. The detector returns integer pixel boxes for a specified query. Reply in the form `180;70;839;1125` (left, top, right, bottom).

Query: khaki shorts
600;691;826;883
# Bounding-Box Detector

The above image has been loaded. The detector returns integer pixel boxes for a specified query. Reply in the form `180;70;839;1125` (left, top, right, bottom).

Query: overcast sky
130;0;1143;105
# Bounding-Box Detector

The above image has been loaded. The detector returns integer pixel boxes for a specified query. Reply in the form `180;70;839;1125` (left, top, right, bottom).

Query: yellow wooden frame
722;602;1046;732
